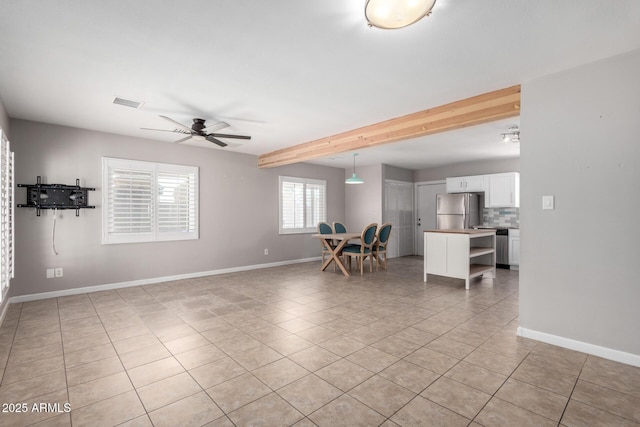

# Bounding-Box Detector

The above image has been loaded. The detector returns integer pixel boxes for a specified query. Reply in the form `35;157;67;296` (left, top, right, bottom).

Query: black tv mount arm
18;176;95;216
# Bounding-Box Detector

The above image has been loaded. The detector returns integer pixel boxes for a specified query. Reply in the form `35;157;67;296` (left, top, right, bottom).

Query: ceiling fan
142;115;251;147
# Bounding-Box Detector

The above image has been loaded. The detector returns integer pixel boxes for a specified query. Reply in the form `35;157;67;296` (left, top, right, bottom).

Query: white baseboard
517;327;640;368
9;257;321;304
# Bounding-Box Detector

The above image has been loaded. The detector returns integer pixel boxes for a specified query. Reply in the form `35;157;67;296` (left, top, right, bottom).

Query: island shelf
423;229;497;289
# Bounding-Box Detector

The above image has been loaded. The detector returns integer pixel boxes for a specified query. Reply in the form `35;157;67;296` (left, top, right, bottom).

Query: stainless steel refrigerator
436;193;480;229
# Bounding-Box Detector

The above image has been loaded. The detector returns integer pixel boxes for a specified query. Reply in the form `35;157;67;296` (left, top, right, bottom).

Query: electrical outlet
46;269;55;279
55;267;63;278
542;195;555;210
264;249;269;255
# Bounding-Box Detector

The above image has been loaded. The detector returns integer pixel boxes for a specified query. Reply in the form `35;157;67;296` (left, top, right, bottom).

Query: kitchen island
424;229;497;289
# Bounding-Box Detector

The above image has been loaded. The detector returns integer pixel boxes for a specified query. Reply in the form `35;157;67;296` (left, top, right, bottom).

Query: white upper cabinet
446;175;485;193
485;172;520;208
446;172;519;208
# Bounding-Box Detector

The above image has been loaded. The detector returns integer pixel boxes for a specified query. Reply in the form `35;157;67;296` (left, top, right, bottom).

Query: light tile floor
1;257;639;426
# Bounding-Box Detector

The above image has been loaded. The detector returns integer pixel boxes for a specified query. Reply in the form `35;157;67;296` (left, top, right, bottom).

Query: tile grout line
86;292;150;426
5;262;637;426
569;370;640;424
144;286;232;424
556;353;588;426
0;302;21;385
55;297;73;426
466;342;532;426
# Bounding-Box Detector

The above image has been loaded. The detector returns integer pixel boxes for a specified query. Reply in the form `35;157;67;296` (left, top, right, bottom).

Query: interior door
416;181;446;256
384;180;414;258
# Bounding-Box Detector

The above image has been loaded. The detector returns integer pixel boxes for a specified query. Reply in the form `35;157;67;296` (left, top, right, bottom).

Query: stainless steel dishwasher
495;229;509;269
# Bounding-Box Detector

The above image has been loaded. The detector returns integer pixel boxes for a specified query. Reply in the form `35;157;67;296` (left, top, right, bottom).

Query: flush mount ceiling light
365;0;436;29
501;127;520;143
345;153;364;184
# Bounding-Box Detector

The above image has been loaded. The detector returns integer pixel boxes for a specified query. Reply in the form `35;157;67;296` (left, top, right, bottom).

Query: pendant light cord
52;208;59;255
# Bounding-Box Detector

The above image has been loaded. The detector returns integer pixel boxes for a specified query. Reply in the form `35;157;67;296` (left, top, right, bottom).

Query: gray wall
345;164;383;232
11;119;345;297
0;95;9;139
520;49;640;356
383;164;414;183
413;157;520;182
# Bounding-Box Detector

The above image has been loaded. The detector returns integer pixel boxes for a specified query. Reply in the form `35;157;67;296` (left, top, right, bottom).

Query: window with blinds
279;176;326;234
0;129;14;304
102;157;198;244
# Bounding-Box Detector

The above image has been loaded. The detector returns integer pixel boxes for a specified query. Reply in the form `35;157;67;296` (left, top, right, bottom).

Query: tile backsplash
483;207;519;228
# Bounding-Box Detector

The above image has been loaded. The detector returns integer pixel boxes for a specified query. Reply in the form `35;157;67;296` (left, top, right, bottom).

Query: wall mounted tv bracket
18;176;95;216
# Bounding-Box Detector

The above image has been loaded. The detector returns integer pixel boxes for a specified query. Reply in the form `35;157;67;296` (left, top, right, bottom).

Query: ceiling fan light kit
365;0;436;29
501;126;520;143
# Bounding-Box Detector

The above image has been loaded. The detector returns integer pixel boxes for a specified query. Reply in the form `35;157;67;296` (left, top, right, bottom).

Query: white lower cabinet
509;229;520;269
424;231;496;289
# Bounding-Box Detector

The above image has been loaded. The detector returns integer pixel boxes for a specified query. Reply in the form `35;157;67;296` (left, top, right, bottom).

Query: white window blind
157;169;198;234
0;129;14;303
102;158;198;244
279;176;326;234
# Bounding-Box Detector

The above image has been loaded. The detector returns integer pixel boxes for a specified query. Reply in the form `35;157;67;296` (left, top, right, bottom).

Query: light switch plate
542;195;554;210
46;268;55;279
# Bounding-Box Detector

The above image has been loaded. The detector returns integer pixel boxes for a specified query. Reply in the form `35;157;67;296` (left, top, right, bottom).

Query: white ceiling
1;1;640;170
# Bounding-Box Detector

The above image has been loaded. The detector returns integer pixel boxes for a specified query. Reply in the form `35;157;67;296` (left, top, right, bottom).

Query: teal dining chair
332;222;347;233
343;223;377;275
374;222;392;271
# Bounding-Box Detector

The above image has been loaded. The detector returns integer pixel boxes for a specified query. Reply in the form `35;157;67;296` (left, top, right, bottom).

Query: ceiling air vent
113;97;144;109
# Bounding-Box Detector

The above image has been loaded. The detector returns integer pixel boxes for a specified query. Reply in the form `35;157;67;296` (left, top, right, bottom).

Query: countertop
424;229;497;235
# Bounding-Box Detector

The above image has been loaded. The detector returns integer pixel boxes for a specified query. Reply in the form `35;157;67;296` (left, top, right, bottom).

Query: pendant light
345;153;364;185
365;0;436;30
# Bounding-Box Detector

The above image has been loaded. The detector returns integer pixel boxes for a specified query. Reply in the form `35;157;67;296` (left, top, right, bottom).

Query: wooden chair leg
332;250;336;272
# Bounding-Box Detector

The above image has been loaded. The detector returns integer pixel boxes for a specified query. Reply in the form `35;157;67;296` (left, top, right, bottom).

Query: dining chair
318;221;336;270
343;223;377;275
333;222;347;233
373;222;392;271
333;221;359;251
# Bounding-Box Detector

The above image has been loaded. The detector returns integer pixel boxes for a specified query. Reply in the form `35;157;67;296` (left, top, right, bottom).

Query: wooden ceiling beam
257;85;521;168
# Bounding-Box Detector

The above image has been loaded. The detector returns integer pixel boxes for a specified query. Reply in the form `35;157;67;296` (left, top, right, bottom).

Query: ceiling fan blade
209;133;251;140
141;127;192;135
159;115;193;132
204;121;230;132
141;127;177;132
174;136;192;144
206;135;228;147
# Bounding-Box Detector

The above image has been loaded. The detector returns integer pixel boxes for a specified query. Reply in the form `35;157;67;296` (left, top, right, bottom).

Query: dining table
311;232;360;277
